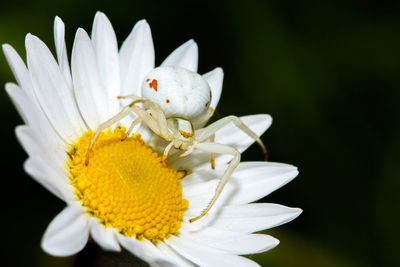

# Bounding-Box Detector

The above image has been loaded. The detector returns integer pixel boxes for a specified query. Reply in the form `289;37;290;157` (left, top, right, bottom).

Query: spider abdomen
141;67;211;120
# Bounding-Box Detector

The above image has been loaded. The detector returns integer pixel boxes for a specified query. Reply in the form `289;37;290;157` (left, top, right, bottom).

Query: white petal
170;114;272;170
156;241;194;267
91;11;120;116
72;28;109;129
166;235;260;267
26;34;86;141
203;67;223;109
90;219;120;252
211;114;272;162
41;204;89;256
3;45;62;144
186;203;302;234
161;39;198;72
16;125;66;174
5;83;29;123
180;226;279;255
2;44;36;100
6;83;62;146
54;16;73;89
24;158;72;201
119;20;154;99
228;162;298;204
117;234;154;263
24;158;76;202
118;236;182;266
183;162;298;208
141;240;182;266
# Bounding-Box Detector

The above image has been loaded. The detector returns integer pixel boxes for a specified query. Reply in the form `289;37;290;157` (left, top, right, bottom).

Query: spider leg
121;117;141;141
135;99;169;137
162;141;174;161
209;134;215;169
86;105;136;165
122;98;169;138
196;115;267;160
128;105;163;136
117;94;141;101
86;99;168;163
118;95;168;135
188;142;240;223
131;103;179;161
178;146;196;158
122;99;170;139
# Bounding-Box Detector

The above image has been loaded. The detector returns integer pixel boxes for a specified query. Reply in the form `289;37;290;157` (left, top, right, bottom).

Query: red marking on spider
205;101;209;107
146;79;150;82
210;90;212;99
166;99;170;104
149;79;158;92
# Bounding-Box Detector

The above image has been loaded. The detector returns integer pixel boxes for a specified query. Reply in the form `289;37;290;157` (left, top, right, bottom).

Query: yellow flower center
67;127;188;241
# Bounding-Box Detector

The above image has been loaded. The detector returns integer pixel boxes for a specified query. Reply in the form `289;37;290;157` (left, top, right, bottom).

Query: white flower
3;12;301;267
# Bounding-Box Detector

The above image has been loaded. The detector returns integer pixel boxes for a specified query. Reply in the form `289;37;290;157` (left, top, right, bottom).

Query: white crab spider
86;66;267;222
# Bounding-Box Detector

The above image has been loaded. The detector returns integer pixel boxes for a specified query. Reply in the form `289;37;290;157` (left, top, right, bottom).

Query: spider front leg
117;95;144;140
162;141;174;161
85;105;138;165
118;95;169;136
121;117;141;141
196;115;268;160
86;100;170;165
187;115;267;222
188;142;240;223
209;134;216;169
117;94;142;101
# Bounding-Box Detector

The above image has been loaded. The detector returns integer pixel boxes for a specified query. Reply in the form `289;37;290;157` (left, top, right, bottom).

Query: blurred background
0;0;399;266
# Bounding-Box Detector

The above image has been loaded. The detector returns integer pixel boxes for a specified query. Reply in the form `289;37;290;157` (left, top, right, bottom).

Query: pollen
67;127;188;241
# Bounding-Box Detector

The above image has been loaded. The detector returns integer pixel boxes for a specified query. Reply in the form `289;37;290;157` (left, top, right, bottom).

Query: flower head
3;11;301;266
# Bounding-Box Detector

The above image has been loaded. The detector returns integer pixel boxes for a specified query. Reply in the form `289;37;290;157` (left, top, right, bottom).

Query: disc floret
68;127;188;241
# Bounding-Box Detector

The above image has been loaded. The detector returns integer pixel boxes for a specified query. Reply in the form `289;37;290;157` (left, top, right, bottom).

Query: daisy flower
3;12;301;267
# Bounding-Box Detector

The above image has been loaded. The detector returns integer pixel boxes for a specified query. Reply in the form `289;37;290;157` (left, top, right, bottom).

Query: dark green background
0;0;399;266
